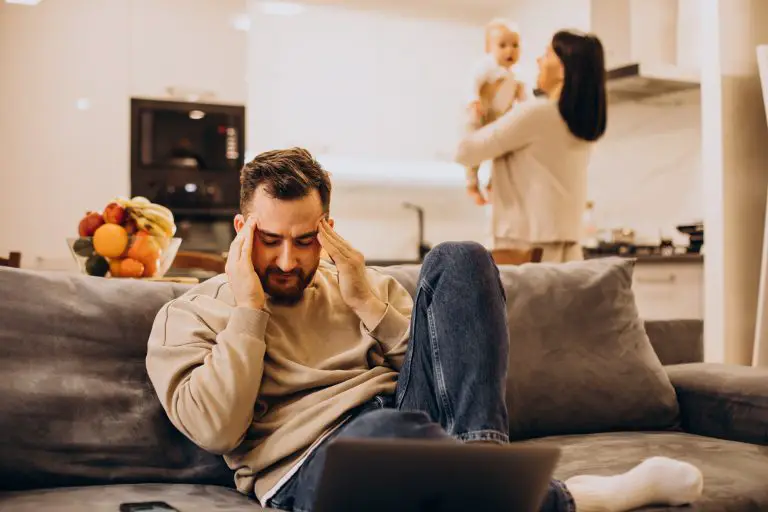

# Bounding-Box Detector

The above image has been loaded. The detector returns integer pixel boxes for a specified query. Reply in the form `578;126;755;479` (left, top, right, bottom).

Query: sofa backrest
0;268;233;491
380;264;703;366
0;264;702;491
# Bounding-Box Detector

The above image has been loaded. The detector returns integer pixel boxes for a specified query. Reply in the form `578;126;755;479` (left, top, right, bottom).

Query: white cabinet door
631;262;704;320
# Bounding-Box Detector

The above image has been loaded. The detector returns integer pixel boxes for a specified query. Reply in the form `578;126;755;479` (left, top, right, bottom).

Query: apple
124;216;138;235
78;211;105;237
103;202;127;225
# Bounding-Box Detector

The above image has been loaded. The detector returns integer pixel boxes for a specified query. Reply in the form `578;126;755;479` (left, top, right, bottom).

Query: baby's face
488;27;520;68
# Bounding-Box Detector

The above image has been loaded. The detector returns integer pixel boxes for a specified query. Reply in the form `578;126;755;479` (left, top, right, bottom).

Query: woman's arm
454;101;541;168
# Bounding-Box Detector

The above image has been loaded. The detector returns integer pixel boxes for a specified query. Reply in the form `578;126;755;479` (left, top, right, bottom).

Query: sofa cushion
0;268;232;491
0;484;260;512
498;257;679;439
520;431;768;511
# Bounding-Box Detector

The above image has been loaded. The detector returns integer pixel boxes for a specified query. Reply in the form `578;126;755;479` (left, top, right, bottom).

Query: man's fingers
229;227;246;259
319;221;352;260
317;228;342;262
241;218;255;262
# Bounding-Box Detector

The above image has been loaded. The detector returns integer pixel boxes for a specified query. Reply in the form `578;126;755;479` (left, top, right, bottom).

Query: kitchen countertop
585;253;703;263
365;253;704;267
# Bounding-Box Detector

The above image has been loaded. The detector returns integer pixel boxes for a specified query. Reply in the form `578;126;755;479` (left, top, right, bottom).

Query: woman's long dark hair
552;30;607;142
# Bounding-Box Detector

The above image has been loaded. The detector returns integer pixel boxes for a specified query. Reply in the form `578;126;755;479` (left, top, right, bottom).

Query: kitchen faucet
402;202;432;261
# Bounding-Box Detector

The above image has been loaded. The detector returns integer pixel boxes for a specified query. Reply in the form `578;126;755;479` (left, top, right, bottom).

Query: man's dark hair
240;147;332;214
552;30;607;142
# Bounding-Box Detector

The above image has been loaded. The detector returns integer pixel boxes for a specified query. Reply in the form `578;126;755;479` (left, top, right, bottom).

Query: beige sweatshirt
455;98;594;246
145;260;413;502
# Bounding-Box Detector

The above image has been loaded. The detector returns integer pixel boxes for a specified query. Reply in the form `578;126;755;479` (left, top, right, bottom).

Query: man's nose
276;243;298;272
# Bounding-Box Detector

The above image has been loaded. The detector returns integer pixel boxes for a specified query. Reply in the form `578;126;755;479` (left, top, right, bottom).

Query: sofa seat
520;431;768;511
0;483;264;512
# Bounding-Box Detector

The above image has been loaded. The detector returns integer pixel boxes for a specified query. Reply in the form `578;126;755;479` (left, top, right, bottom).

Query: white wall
1;0;705;267
244;1;494;259
0;0;246;266
506;0;591;85
246;1;484;161
590;91;702;243
0;0;131;266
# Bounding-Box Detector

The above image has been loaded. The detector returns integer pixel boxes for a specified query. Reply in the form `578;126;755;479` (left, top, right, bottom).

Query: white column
701;0;768;364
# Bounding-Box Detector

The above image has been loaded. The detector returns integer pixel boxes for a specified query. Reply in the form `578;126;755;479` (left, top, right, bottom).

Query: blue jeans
268;242;575;512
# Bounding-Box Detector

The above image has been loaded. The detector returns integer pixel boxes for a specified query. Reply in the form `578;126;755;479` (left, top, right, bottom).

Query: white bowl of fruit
69;197;181;278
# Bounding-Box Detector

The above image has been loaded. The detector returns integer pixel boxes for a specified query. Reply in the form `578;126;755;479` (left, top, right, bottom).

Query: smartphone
119;502;180;512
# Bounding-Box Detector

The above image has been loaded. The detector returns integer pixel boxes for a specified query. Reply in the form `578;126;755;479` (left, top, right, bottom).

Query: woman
455;30;607;263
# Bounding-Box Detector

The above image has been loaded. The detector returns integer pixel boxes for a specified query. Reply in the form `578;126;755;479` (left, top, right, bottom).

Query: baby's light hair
484;18;520;51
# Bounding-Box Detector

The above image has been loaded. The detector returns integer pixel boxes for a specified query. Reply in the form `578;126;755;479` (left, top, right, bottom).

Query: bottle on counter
582;201;599;249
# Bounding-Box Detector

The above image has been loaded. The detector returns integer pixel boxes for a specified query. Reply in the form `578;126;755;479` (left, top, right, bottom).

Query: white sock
564;457;703;512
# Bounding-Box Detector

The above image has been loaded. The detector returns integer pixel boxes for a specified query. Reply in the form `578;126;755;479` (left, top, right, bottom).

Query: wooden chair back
0;251;21;268
491;247;543;266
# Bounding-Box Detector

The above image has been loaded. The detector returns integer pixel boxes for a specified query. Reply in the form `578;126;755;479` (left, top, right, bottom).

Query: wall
700;0;768;364
0;0;246;267
590;91;702;244
246;1;484;161
244;1;493;259
1;0;704;267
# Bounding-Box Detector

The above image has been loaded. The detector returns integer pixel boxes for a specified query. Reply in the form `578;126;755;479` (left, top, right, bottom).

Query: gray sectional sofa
0;257;766;511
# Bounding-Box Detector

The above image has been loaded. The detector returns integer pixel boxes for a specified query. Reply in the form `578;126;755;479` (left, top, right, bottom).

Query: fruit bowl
67;236;182;278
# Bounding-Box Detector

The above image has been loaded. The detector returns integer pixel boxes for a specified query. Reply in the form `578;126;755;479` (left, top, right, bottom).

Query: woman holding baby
455;27;607;263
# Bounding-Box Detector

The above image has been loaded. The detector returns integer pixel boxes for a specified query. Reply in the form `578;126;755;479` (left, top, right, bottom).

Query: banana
133;215;168;238
134;203;174;224
140;211;175;237
107;196;177;238
131;196;151;206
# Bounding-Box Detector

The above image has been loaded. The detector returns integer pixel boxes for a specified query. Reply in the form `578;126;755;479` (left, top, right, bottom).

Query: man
146;148;703;512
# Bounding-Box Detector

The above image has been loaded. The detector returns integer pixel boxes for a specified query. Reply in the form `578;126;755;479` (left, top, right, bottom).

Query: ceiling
290;0;513;24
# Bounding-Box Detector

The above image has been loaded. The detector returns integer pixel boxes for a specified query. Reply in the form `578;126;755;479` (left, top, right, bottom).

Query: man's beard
259;265;318;305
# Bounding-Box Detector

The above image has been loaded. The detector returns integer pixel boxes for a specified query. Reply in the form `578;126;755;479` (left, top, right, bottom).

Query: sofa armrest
644;319;703;365
666;363;768;446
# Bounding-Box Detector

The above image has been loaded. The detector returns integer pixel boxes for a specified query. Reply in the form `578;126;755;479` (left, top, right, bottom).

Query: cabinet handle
636;274;677;284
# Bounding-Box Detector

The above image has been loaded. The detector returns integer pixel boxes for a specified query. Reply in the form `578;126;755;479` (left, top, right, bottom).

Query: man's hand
226;218;266;310
318;219;387;326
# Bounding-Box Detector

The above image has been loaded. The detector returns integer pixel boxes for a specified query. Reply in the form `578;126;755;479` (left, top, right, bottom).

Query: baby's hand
468;100;484;122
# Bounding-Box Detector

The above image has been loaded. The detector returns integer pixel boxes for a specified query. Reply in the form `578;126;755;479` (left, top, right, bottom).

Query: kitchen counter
365;259;422;267
585;253;703;264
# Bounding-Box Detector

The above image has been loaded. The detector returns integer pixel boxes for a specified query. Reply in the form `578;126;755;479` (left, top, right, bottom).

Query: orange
93;224;129;258
126;231;162;277
119;258;145;278
109;258;123;277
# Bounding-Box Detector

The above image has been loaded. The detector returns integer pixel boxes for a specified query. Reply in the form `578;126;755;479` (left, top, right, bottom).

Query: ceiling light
260;1;304;16
189;110;205;120
75;98;90;110
6;0;43;4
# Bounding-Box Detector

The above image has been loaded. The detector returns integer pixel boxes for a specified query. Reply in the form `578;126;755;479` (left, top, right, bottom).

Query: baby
465;19;527;205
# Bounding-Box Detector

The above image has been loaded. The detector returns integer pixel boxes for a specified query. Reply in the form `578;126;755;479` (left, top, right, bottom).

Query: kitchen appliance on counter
676;222;704;253
582;227;680;258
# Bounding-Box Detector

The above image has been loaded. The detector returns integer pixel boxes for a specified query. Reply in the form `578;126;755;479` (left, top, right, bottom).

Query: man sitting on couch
146;148;703;512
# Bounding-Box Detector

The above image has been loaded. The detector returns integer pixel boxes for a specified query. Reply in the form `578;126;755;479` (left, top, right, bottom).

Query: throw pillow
500;257;680;439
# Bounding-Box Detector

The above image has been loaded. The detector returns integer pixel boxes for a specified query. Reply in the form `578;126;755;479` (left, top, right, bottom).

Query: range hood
590;0;701;103
606;62;699;103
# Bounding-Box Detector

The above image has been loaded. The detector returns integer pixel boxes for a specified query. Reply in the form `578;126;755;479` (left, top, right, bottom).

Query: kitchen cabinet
246;5;482;162
630;258;703;320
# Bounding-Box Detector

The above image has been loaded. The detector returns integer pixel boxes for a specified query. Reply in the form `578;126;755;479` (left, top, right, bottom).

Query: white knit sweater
455;98;595;245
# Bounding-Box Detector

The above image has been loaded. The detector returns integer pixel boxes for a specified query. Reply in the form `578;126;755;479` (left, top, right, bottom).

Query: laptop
312;439;561;512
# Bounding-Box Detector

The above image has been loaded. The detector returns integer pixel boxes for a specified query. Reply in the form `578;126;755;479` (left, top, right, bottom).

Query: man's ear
233;213;245;234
